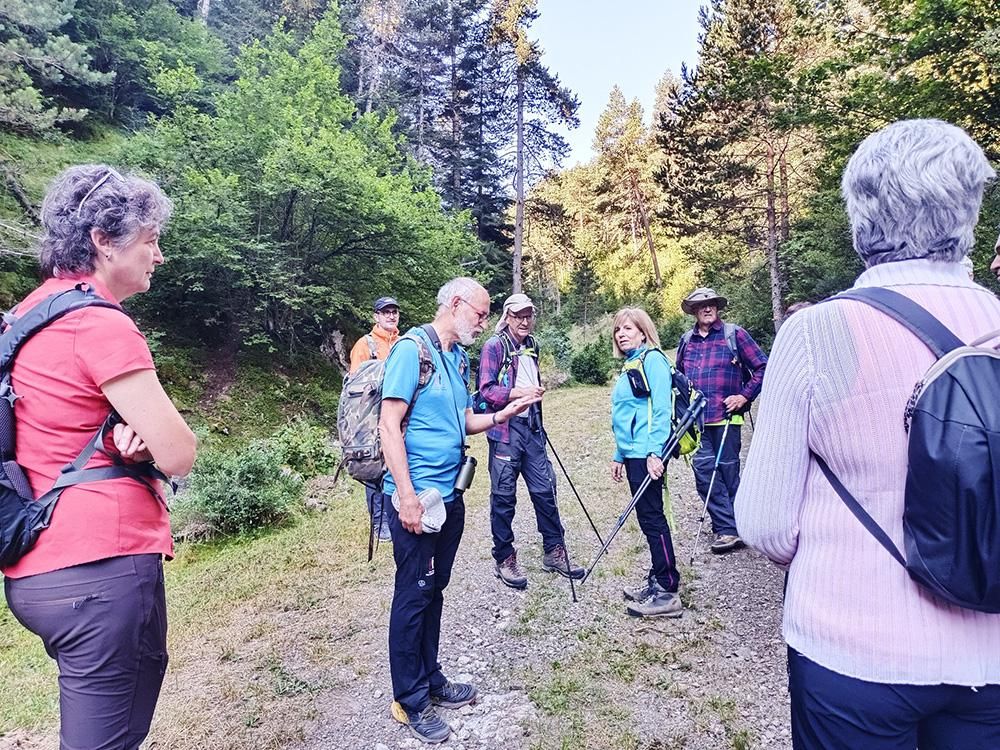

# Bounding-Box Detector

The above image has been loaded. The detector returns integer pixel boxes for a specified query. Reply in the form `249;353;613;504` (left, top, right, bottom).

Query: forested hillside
2;0;998;358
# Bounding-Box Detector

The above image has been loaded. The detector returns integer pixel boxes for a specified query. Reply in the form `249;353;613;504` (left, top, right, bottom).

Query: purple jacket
477;330;540;443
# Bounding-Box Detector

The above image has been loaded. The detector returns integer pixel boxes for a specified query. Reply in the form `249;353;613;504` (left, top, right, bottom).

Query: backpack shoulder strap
723;322;739;358
812;452;906;568
0;285;124;372
833;288;963;358
366;334;378;360
676;330;694;370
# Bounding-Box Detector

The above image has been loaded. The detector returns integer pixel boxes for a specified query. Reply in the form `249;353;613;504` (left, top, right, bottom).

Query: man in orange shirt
350;296;401;374
349;296;401;540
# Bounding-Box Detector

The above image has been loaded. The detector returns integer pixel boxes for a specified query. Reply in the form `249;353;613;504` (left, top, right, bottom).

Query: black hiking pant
487;417;565;563
624;458;680;593
386;494;465;713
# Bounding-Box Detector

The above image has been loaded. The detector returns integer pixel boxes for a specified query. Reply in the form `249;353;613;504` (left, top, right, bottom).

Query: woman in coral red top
3;165;197;750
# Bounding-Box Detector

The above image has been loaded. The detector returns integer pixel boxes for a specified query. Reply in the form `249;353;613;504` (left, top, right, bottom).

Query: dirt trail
2;387;790;750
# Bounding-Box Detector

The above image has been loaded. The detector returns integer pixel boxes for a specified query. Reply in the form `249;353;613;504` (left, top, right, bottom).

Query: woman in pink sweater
737;119;1000;749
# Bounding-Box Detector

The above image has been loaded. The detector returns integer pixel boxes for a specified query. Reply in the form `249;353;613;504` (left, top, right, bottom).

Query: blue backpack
816;287;1000;613
0;285;169;568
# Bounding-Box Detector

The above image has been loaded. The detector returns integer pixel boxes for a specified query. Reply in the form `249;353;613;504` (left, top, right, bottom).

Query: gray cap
681;287;728;315
495;292;536;333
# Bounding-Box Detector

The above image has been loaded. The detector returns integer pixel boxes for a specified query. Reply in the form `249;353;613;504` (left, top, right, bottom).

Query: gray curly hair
841;119;995;267
39;164;173;279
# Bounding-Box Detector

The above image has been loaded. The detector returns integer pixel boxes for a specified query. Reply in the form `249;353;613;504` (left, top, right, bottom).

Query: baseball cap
373;296;400;312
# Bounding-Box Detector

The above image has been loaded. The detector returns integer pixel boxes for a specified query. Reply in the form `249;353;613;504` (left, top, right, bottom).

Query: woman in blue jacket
610;307;682;618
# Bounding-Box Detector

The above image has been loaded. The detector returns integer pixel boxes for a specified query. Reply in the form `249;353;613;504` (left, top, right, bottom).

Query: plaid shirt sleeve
477;336;512;409
736;327;768;401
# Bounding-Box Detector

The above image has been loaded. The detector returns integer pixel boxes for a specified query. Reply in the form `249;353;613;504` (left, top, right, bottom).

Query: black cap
373;296;400;312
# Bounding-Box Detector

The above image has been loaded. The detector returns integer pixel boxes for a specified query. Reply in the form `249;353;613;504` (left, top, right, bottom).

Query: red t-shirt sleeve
73;307;155;386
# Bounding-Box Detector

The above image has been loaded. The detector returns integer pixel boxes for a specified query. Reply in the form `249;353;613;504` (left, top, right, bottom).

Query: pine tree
487;0;578;293
0;0;112;132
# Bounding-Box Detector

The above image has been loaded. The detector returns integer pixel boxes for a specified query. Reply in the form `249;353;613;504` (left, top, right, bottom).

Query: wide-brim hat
391;487;447;533
681;287;728;315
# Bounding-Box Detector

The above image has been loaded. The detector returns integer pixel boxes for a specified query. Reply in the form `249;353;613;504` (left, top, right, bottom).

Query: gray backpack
336;329;434;486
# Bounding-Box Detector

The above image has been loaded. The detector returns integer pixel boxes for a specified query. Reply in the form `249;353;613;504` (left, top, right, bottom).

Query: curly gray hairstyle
841;119;995;267
39;164;173;279
436;277;487;309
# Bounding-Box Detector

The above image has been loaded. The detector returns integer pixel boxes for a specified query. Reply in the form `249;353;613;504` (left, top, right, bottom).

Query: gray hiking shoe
495;551;528;589
541;544;585;579
622;577;656;602
391;702;451;744
625;584;683;618
710;534;745;555
431;680;478;708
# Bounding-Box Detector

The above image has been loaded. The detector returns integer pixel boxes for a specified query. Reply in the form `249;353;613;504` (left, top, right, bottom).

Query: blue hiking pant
386;495;465;713
624;457;680;593
693;422;742;536
789;648;1000;749
365;484;388;534
487;418;565;563
5;554;168;750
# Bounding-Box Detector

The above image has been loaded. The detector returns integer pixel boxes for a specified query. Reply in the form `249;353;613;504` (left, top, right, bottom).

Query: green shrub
175;440;304;537
535;325;573;369
658;315;689;351
272;419;337;478
570;335;615;385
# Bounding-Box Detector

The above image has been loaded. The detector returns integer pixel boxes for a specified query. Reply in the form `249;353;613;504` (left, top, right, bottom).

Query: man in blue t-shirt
379;277;537;745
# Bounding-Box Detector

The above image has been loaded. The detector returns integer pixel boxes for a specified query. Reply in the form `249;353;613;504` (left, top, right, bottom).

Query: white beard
455;317;478;346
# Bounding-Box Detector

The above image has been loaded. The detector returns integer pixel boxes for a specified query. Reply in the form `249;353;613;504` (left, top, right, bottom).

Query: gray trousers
5;554;168;750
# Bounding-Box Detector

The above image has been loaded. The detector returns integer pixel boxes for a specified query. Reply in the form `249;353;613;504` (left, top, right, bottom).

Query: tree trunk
512;70;525;294
196;0;210;20
765;141;784;331
0;161;39;225
778;147;790;242
449;2;461;196
632;175;662;287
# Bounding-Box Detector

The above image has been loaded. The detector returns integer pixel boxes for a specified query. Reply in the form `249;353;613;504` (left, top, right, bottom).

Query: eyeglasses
509;311;535;322
76;168;125;217
377;308;400;316
458;298;490;324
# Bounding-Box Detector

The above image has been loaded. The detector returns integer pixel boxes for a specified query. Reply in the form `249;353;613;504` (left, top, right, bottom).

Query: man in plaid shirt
477;293;584;588
677;288;768;554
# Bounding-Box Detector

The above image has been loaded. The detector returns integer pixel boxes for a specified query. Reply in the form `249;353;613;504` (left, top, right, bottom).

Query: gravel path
298;388;790;750
1;387;790;750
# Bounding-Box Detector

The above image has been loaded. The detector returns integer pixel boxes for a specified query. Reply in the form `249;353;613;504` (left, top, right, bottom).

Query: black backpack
0;285;169;568
816;287;1000;613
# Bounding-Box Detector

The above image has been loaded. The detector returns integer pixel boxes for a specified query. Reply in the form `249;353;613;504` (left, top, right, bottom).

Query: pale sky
533;1;702;166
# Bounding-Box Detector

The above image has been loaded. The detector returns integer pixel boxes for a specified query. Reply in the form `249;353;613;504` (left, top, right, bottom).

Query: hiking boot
541;544;585;579
710;534;745;555
431;680;478;708
391;701;451;744
377;522;392;542
622;577;656;603
625;585;683;618
495;551;528;589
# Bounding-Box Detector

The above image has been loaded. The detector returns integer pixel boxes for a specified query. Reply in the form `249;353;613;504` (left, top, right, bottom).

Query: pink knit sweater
737;259;1000;685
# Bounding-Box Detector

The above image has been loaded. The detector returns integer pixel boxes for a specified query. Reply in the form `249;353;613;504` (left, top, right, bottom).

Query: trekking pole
543;436;579;603
544;433;605;547
688;417;732;565
579;393;706;586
